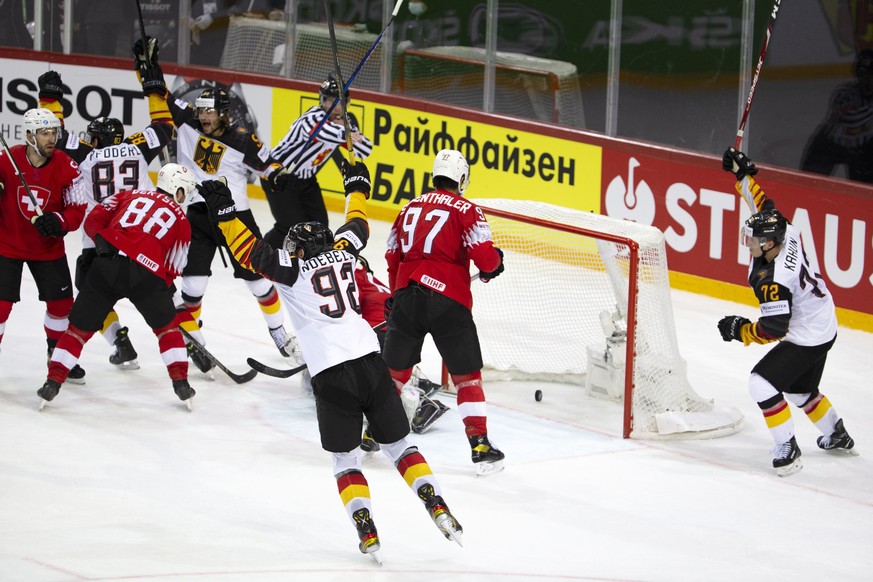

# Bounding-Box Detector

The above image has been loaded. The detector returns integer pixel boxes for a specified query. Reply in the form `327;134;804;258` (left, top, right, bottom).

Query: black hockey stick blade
246;357;307;379
179;328;258;384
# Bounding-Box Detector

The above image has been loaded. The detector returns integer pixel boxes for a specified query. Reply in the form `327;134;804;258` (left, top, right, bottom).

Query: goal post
465;199;744;440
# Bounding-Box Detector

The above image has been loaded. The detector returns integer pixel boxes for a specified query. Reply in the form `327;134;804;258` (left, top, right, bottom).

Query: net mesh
471;199;742;438
220;16;382;89
398;46;585;127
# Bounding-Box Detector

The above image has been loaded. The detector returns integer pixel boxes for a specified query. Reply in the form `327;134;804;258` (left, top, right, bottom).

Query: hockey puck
534;389;543;402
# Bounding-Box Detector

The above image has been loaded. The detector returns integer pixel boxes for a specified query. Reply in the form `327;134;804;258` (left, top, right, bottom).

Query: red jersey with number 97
385;188;501;310
85;189;191;285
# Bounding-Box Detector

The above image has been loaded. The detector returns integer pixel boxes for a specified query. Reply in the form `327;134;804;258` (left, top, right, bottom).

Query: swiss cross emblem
17;185;49;220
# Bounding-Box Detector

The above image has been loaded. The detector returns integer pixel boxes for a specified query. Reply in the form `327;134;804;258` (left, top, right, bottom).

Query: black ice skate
186;341;215;374
352;508;381;565
172;379;196;411
109;326;139;370
411;396;449;434
360;428;380;454
816;419;858;455
37;379;61;411
772;436;803;477
469;433;505;476
417;483;463;547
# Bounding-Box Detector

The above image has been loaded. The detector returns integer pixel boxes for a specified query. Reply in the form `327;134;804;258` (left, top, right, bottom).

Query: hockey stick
734;0;782;150
323;0;356;166
246;357;307;379
0;131;44;216
179;328;258;384
284;0;405;173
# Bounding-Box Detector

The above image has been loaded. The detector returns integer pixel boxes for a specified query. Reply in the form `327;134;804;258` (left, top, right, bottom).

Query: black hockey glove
722;147;758;180
479;247;505;283
198;179;237;221
94;233;119;257
32;212;66;238
38;70;63;101
383;296;394;322
340;159;371;198
717;315;750;342
140;64;167;97
266;164;291;191
133;36;160;71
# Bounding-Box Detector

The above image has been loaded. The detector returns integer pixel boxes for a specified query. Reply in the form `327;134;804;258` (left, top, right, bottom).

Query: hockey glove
717;315;750;342
198;179;237;221
479;247;505;283
266;164;291;191
94;233;119;257
32;212;66;237
340;159;371;198
722;147;758;180
133;36;160;71
38;70;63;101
140;64;167;97
383;296;394;322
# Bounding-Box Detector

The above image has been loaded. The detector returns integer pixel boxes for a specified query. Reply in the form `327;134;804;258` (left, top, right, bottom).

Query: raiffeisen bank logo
604;157;655;225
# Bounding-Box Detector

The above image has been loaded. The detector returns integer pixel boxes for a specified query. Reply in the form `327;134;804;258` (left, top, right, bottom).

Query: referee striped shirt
271;106;373;179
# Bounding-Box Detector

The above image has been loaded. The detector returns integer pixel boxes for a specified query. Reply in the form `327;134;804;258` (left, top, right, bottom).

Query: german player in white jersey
262;74;373;247
198;160;462;563
719;147;857;476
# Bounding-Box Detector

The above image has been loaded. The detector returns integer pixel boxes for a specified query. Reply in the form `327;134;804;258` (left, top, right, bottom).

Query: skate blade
775;458;803;477
64;377;86;386
38;399;49;412
184;398;194;412
367;550;383;566
825;447;860;457
114;359;141;371
475;459;505;477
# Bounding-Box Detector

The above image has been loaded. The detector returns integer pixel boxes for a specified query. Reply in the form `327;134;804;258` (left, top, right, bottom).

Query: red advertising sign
602;149;873;317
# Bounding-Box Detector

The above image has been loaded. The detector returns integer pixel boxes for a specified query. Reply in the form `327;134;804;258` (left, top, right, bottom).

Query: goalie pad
411;396;450;434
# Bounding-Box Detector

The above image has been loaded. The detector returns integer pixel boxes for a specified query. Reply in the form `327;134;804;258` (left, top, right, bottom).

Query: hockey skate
37;379;61;411
109;326;140;370
417;483;463;547
186;341;215;375
816;419;858;455
271;326;304;366
772;436;803;477
469;434;505;476
411;366;443;398
352;508;382;565
173;379;196;411
360;428;380;454
411;396;450;434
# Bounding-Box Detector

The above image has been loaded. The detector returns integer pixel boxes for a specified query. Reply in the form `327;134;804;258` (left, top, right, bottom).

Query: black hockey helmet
195;88;231;115
86;117;124;147
743;208;787;246
319;73;350;103
284;221;335;258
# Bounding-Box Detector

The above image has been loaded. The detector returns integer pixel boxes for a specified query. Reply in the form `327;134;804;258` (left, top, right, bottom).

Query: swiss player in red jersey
37;164;196;411
383;149;506;476
0;108;87;378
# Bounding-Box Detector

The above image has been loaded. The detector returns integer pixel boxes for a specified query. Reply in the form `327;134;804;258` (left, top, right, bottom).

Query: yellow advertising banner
270;88;601;221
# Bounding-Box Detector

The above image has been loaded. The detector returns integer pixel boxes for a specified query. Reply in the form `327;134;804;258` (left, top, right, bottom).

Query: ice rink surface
1;200;871;582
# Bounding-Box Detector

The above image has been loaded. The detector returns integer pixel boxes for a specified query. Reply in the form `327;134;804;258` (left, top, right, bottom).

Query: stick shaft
0;131;43;216
286;0;405;172
735;0;782;150
323;0;356;165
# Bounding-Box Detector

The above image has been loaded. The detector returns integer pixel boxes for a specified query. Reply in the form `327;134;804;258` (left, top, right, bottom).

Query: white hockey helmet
157;163;197;208
432;149;470;195
23;108;61;135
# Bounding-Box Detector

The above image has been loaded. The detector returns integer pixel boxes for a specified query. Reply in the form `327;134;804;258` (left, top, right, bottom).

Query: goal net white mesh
398;46;585;128
220;16;382;89
470;199;743;439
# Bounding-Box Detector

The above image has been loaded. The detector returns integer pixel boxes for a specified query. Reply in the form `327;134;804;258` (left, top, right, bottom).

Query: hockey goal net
397;46;586;128
467;199;743;439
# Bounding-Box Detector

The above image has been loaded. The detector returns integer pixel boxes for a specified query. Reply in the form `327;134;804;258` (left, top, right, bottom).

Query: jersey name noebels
300;249;350;273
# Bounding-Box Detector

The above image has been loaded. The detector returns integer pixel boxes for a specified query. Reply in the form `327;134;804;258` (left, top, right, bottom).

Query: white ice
1;200;871;582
